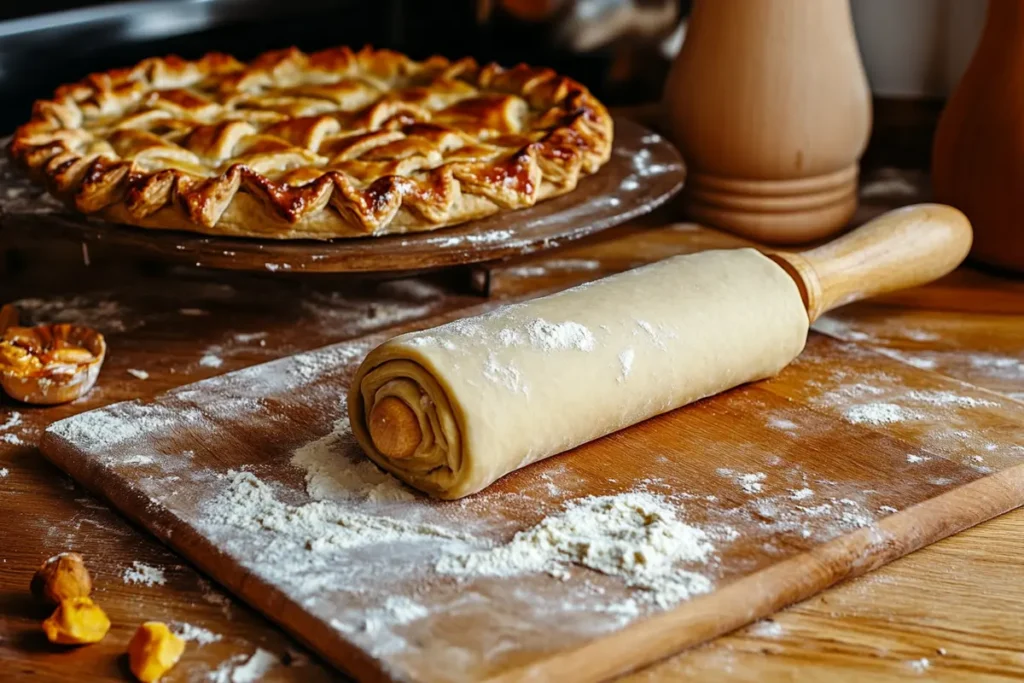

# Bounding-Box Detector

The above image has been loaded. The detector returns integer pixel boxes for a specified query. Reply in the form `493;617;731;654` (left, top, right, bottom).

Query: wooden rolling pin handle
768;204;973;323
368;396;422;460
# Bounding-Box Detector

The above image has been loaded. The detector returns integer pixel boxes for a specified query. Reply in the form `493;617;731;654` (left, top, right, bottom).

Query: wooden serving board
39;305;1024;683
0;118;683;274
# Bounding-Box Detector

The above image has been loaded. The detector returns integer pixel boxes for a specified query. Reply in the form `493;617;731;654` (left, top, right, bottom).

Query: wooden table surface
1;172;1023;682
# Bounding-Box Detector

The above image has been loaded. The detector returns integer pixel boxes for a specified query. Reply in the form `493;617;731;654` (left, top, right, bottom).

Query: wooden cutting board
39;304;1024;683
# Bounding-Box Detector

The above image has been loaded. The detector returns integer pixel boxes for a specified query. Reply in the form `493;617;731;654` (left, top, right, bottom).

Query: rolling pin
349;204;972;499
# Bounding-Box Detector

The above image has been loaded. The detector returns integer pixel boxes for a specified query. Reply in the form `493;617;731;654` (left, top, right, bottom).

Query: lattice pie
9;47;614;240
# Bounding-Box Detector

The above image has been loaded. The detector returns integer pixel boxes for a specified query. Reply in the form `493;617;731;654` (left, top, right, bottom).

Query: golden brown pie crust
9;46;614;240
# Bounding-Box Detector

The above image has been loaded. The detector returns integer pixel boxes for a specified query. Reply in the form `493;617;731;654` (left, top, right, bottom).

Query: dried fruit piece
0;323;106;405
42;597;111;645
128;622;186;682
30;552;93;604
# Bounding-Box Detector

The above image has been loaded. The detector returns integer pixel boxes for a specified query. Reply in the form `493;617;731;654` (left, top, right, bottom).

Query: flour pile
205;470;458;556
437;492;716;608
290;414;415;504
196;408;724;653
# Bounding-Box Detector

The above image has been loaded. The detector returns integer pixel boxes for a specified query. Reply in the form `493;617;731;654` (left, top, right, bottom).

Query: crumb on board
123;561;166;586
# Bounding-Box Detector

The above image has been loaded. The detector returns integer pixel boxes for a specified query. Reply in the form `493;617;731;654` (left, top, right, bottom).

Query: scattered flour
727;494;877;542
767;417;799;432
620;176;640;191
209;648;281;683
424;312;597;355
635;320;660;344
199;354;224;369
618;348;635;382
123;561;166;586
1;433;24;445
484;354;528;395
967;353;1024;380
789;488;814;501
428;229;515;248
747;619;784;638
907;657;931;674
717;468;766;494
630;147;676;178
233;332;268;344
48;404;204;453
539;259;601;272
289;342;373;384
904;390;997;408
0;468;8;477
198;578;233;617
907;454;930;463
437;492;717;609
812;317;874;342
13;295;133;332
199;471;465;594
0;412;22;431
901;329;939;342
171;621;221;645
875;348;939;371
330;596;430;655
126;368;150;380
844;403;922;425
122;455;155;465
526;319;595;352
737;473;766;494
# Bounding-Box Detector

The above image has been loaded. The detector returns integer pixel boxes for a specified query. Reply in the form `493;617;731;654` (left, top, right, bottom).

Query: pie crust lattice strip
9;46;615;240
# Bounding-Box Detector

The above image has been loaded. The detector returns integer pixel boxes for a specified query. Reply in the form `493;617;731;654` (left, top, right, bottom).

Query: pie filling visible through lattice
9;46;614;240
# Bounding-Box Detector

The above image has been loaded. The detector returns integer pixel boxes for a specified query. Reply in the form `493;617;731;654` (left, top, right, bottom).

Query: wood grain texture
933;0;1024;272
664;0;871;243
0;118;684;275
770;203;973;322
36;325;1024;682
0;168;1022;682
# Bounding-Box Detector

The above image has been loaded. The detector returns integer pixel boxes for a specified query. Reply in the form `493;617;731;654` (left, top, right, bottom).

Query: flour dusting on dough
526;319;595;352
618;348;635;382
483;354;528;395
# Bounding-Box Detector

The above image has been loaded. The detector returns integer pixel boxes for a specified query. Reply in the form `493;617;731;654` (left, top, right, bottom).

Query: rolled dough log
349;249;809;499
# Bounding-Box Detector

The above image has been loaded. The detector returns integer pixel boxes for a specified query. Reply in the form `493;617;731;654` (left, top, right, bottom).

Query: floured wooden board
39;307;1024;683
